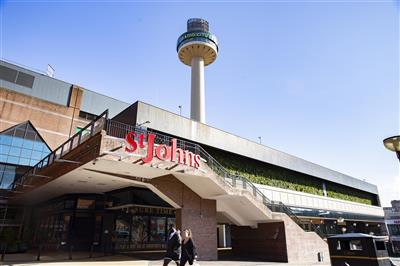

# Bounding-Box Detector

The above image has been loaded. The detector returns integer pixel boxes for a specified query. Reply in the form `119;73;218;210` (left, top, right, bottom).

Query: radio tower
177;18;219;124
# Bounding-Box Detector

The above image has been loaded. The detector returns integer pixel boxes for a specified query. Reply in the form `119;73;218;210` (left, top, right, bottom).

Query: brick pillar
150;175;218;260
68;85;84;137
68;85;84;109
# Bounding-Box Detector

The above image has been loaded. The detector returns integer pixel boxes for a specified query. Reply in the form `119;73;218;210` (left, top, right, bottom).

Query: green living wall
206;147;376;206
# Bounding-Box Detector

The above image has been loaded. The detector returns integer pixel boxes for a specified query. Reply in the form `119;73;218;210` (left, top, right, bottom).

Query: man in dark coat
163;225;181;266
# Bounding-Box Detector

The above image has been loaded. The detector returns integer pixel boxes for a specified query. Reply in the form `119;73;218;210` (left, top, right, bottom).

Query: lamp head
383;135;400;152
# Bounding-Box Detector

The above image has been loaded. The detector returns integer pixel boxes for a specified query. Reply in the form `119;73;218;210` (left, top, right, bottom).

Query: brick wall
0;86;87;149
231;222;288;262
150;175;218;260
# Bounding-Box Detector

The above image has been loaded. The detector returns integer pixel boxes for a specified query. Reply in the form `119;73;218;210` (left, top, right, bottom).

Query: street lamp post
383;135;400;161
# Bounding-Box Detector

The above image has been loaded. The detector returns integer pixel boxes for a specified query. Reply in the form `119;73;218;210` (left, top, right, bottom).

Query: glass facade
0;121;51;166
0;121;51;188
0;164;30;189
107;187;176;251
31;190;176;252
34;194;105;250
114;207;175;251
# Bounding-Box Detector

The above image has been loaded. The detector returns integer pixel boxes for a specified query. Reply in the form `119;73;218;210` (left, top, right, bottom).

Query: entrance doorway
72;214;95;250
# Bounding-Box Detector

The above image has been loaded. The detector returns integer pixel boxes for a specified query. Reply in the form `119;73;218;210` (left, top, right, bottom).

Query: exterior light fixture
383;135;400;161
137;121;150;127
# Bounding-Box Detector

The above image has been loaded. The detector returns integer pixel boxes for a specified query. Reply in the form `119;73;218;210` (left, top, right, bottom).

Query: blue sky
1;0;399;206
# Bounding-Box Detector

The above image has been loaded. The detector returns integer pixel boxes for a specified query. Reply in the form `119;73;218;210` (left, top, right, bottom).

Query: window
115;218;130;240
0;122;51;167
337;240;346;250
0;164;30;189
336;240;363;251
0;65;35;88
388;224;400;235
15;71;35;88
350;240;363;250
167;217;176;231
76;199;95;209
149;216;166;242
79;111;97;121
75;127;90;137
375;241;386;250
64;199;75;209
131;215;149;245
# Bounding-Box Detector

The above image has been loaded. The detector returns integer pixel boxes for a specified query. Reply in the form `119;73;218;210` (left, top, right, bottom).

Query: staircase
105;119;326;239
8;110;109;196
8;111;325;240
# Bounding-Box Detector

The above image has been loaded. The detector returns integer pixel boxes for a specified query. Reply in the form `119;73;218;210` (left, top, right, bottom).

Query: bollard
90;242;99;258
90;243;94;258
1;244;7;261
68;244;72;260
36;244;41;261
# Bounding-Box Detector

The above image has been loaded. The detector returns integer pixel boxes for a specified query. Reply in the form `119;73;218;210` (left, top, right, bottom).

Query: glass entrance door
72;213;95;250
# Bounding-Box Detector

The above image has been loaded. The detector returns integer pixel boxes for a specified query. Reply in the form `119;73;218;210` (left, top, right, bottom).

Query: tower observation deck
177;18;219;124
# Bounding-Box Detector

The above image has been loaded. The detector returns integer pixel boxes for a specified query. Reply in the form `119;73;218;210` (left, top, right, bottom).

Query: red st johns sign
125;132;201;169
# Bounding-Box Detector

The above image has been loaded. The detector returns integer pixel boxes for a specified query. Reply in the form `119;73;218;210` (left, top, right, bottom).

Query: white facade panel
255;183;384;218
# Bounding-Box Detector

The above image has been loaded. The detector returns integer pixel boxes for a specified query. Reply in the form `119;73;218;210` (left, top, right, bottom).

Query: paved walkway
0;251;331;266
2;260;329;266
2;251;399;266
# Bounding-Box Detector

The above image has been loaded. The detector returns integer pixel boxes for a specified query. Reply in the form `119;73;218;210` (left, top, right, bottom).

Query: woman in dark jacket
180;229;197;266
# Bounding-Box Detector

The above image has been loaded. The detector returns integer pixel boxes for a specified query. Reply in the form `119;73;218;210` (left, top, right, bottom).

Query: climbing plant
206;147;375;205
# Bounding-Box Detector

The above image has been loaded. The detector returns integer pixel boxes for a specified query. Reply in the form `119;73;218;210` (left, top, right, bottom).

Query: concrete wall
134;101;379;196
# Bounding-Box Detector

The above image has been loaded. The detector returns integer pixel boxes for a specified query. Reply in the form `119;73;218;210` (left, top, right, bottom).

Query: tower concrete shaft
191;57;205;123
177;18;219;124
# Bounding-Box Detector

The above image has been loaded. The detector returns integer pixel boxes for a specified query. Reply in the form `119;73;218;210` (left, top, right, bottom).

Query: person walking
180;229;197;266
163;225;181;266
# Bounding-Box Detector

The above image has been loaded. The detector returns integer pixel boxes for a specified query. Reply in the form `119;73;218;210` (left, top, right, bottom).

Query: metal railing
105;120;326;239
9;110;109;191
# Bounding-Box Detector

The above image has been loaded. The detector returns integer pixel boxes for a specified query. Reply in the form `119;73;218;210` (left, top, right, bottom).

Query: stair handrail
9;110;109;191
